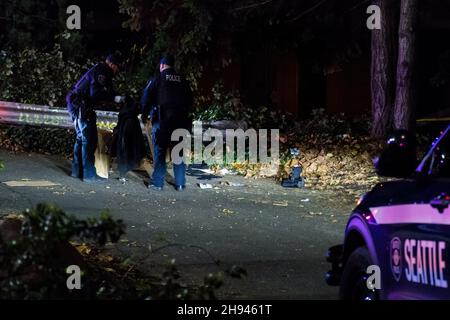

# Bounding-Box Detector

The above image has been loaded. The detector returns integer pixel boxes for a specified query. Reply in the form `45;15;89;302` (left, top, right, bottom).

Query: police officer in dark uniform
66;53;123;183
141;55;193;191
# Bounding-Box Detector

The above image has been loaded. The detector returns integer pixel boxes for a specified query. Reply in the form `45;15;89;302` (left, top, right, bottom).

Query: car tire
339;246;378;300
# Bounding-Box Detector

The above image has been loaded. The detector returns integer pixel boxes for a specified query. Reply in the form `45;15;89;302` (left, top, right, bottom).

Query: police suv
326;124;450;300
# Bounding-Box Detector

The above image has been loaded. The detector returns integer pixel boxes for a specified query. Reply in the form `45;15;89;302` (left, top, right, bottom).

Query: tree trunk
371;0;397;139
394;0;418;131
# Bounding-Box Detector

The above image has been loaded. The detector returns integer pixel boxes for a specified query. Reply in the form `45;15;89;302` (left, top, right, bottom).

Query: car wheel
339;246;378;300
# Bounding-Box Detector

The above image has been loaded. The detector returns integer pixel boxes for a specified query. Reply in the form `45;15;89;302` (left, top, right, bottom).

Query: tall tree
370;0;397;138
393;0;418;130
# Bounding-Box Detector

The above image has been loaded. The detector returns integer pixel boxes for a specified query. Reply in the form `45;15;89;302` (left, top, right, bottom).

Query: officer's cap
106;52;123;69
160;55;175;67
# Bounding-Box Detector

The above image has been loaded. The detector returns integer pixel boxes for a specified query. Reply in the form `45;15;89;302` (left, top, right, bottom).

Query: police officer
141;55;193;191
66;53;123;183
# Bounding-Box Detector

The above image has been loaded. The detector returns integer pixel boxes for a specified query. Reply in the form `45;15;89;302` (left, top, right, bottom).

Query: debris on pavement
218;168;237;176
198;183;213;189
2;180;61;187
272;201;288;207
220;181;245;187
221;208;235;216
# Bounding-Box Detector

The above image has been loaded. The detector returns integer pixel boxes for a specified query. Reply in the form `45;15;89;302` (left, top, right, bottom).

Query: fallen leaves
97;254;114;263
73;243;92;255
208;119;384;192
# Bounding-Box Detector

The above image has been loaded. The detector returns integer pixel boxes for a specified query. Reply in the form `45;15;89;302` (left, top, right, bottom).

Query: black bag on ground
110;98;146;176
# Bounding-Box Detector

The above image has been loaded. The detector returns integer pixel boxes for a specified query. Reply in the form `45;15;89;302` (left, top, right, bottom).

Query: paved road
0;149;359;299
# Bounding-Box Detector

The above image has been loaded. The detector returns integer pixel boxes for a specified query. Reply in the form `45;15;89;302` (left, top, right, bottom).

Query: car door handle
430;193;450;213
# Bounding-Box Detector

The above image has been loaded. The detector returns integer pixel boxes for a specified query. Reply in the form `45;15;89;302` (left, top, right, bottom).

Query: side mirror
374;130;417;178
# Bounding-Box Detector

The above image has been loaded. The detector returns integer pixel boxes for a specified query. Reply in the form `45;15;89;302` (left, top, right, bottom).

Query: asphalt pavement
0;149;359;299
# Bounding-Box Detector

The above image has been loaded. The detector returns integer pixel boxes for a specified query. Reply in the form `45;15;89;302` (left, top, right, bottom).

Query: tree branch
234;0;273;12
287;0;329;23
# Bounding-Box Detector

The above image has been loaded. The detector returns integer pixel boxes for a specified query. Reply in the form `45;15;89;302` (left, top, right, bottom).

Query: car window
426;129;450;177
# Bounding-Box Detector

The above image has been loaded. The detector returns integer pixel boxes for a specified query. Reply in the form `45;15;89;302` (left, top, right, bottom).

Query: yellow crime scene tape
417;117;450;123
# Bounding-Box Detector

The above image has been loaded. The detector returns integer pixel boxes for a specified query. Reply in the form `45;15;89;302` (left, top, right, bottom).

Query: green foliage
138;258;246;300
56;30;88;61
0;46;144;107
294;108;372;139
0;203;245;300
0;0;85;53
114;67;148;102
117;0;363;93
0;125;74;156
0;203;126;299
194;84;242;121
0;0;57;49
0;45;92;107
20;204;125;246
193;83;294;130
118;0;214;90
0;160;4;171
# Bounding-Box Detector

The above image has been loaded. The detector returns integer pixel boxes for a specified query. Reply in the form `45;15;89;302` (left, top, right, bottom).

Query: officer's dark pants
151;122;186;188
72;115;98;179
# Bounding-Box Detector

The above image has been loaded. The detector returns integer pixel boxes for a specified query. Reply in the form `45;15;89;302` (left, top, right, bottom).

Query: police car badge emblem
390;237;402;282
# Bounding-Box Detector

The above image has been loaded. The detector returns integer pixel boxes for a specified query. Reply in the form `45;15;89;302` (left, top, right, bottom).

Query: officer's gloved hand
114;95;126;104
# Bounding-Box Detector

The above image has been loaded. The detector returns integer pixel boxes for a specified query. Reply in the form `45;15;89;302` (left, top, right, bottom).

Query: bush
0;203;126;299
0;203;246;300
0;124;74;157
0;46;145;108
293;108;372;139
193;83;294;130
0;46;91;107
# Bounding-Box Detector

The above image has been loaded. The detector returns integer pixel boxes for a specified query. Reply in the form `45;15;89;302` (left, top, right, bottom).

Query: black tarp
110;99;146;176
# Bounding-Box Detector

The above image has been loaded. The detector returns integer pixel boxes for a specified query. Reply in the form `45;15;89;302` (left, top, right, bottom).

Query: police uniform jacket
141;68;193;139
67;62;116;120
